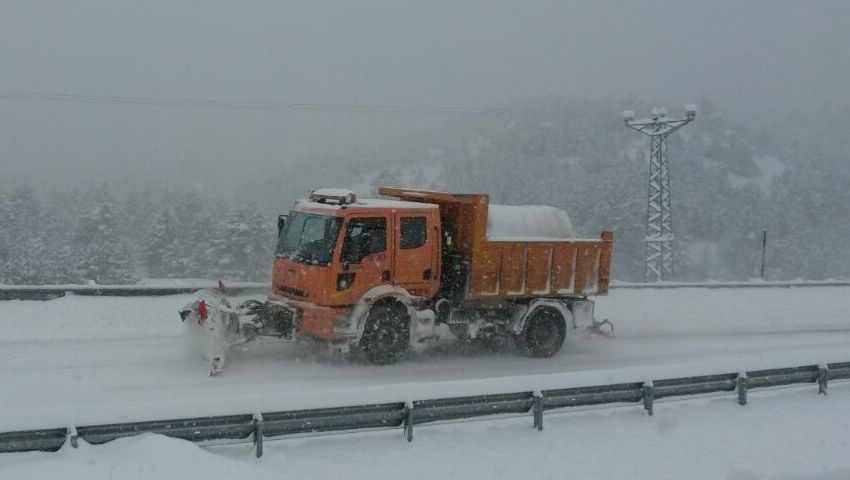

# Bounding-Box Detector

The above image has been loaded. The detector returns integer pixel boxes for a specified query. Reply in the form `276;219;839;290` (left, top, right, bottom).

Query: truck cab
272;189;441;342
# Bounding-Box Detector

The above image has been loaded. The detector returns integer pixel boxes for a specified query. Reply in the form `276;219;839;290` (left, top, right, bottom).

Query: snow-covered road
1;287;848;432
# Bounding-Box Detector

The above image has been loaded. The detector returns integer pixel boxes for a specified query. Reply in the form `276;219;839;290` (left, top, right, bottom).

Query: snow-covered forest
0;183;273;284
2;97;849;284
254;97;850;283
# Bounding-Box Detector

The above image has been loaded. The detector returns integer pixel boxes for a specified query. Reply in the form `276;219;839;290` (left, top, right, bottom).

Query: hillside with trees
1;97;848;284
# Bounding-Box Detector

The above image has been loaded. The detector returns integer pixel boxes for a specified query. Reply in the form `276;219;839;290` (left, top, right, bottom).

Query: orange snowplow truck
181;187;612;372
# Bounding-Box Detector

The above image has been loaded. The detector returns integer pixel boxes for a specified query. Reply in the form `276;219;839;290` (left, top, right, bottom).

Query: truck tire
515;307;566;358
360;301;410;364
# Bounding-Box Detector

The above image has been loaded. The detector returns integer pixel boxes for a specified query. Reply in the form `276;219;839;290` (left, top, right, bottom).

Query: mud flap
570;299;614;337
589;319;614;337
409;309;444;353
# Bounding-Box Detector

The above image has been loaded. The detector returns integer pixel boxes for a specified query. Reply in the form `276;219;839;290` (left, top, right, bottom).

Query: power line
0;89;611;116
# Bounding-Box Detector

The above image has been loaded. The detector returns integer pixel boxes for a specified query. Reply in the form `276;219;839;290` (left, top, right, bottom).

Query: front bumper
277;297;353;341
249;301;300;338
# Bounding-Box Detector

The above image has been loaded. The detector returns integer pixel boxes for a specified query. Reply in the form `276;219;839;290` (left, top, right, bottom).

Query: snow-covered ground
1;286;848;434
3;384;849;480
2;286;850;477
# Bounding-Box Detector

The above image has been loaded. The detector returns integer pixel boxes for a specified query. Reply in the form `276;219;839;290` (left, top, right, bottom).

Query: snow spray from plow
2;361;848;457
178;283;614;376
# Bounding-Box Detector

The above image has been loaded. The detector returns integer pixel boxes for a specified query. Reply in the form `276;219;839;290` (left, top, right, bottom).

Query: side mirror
277;215;288;235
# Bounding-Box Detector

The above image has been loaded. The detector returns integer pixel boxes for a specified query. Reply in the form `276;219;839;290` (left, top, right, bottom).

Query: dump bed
378;187;612;300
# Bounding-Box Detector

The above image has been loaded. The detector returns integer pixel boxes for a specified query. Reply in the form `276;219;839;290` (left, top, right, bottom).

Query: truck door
338;215;391;303
393;213;437;295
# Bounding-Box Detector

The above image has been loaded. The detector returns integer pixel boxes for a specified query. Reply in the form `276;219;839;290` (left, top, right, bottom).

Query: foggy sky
1;0;848;189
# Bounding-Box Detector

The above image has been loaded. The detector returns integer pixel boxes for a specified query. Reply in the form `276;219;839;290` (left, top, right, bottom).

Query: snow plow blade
179;287;298;375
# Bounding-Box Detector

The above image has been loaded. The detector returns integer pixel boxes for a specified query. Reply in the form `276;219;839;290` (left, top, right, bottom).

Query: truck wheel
360;302;410;364
516;307;566;358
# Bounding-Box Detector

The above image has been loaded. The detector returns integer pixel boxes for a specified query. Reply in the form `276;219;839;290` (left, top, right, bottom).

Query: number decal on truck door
368;252;387;263
341;217;387;264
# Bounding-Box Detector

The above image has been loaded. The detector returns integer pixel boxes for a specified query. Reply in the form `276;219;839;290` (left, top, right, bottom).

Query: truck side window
341;217;386;263
400;216;427;249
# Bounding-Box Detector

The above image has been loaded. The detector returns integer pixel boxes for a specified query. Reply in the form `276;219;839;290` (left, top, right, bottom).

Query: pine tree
41;189;84;284
122;184;156;274
207;204;272;281
0;190;11;284
72;185;138;284
143;208;181;278
0;185;49;284
185;207;220;279
233;204;273;281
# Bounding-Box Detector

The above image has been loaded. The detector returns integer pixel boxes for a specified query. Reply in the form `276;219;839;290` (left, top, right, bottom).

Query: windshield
276;212;342;266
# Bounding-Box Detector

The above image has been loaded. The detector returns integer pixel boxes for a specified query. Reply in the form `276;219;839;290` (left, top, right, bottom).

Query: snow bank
486;204;575;241
0;279;267;290
238;384;850;480
0;434;274;480
0;293;193;343
593;286;850;337
5;386;850;480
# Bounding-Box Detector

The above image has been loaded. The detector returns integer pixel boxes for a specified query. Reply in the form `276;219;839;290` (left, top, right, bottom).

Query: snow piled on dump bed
4;385;850;480
486;204;575;241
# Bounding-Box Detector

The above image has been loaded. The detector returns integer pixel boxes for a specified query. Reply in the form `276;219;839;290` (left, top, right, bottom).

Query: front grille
254;303;298;338
447;310;470;324
278;286;309;298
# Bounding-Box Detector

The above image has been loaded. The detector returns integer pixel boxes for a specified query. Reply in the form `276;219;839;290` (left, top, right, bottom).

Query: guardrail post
404;400;414;443
643;381;654;416
737;372;748;406
253;413;264;458
818;364;829;395
532;390;543;431
67;424;79;449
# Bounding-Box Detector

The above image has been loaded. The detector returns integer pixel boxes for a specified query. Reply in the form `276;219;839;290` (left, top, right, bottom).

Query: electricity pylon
623;105;697;282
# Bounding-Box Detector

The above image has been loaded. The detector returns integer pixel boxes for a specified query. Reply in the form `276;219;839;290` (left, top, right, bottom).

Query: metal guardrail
3;280;848;300
2;361;848;456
